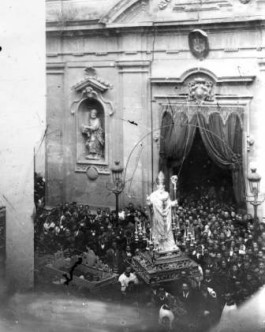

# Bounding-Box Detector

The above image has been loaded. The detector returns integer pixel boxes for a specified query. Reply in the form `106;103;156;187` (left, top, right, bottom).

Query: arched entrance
159;104;246;208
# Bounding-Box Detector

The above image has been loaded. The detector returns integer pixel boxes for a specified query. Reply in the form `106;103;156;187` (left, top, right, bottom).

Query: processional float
131;172;201;285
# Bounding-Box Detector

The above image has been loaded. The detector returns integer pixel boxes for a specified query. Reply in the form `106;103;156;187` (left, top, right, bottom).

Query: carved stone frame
151;68;255;200
71;69;114;175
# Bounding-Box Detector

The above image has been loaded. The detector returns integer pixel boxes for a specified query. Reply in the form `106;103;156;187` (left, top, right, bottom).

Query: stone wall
46;1;265;217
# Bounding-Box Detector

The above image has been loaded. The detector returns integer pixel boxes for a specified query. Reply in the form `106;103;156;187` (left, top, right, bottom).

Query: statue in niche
81;108;104;160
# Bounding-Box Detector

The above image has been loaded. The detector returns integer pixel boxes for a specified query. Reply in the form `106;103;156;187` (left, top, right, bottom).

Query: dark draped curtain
197;112;245;206
159;111;197;190
159;109;245;206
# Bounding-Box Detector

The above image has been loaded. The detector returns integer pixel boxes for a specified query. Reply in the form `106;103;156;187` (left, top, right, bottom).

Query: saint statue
81;109;104;160
147;171;179;253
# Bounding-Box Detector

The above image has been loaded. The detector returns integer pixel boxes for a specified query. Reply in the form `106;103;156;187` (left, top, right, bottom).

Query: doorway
173;128;235;205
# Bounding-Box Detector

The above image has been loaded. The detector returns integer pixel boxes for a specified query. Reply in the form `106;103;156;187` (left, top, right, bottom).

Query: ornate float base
131;250;201;284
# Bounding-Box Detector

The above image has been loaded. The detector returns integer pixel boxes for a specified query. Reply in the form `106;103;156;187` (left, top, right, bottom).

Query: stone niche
77;98;106;164
72;68;114;176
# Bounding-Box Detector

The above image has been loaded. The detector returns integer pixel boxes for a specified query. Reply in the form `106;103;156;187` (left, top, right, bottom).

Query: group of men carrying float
129;171;202;330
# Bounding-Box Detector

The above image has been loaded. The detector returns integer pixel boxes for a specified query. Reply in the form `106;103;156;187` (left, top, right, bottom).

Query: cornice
46;17;265;36
151;76;256;85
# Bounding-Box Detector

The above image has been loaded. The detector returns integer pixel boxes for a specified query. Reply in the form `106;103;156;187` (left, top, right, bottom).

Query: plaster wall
0;0;45;289
46;20;265;215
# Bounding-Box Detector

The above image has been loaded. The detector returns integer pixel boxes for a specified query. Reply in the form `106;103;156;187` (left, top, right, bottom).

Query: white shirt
118;272;139;292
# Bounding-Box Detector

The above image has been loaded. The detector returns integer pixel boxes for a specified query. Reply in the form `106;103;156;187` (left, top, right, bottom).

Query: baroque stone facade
46;0;265;216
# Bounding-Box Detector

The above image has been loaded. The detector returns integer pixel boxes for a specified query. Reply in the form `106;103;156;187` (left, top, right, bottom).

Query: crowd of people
34;185;265;331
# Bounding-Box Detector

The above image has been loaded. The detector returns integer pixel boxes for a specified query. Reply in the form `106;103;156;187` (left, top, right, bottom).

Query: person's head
238;254;244;262
158;286;166;298
90;109;98;118
235;280;241;289
246;273;253;281
243;260;250;270
221;260;227;269
258;250;263;259
219;232;225;241
125;266;131;277
205;269;211;279
182;282;190;293
161;316;171;329
253;246;259;255
253;242;258;249
112;241;117;249
246;247;253;256
259;262;265;270
224;292;232;302
232;264;238;273
149;278;157;290
201;285;208;297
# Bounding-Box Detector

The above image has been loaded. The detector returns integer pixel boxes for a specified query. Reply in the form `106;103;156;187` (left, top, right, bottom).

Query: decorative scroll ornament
247;135;255;152
158;0;171;10
71;67;115;116
189;29;209;60
188;78;214;103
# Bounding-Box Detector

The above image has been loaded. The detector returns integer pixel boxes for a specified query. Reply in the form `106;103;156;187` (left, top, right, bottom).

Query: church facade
46;0;265;216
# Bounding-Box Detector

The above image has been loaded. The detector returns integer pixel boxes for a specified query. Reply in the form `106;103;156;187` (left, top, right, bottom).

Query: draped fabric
159;111;197;190
159;109;245;206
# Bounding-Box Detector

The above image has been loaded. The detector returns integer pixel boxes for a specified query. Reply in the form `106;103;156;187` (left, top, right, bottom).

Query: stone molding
46;62;65;75
116;60;150;73
151;67;256;85
75;164;110;175
47;18;265;34
100;0;148;24
46;46;265;59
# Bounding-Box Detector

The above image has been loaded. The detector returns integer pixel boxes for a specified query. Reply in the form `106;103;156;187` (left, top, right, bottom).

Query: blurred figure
118;266;139;296
158;304;175;331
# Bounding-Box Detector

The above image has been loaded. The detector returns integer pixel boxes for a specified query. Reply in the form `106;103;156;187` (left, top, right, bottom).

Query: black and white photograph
1;0;265;331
